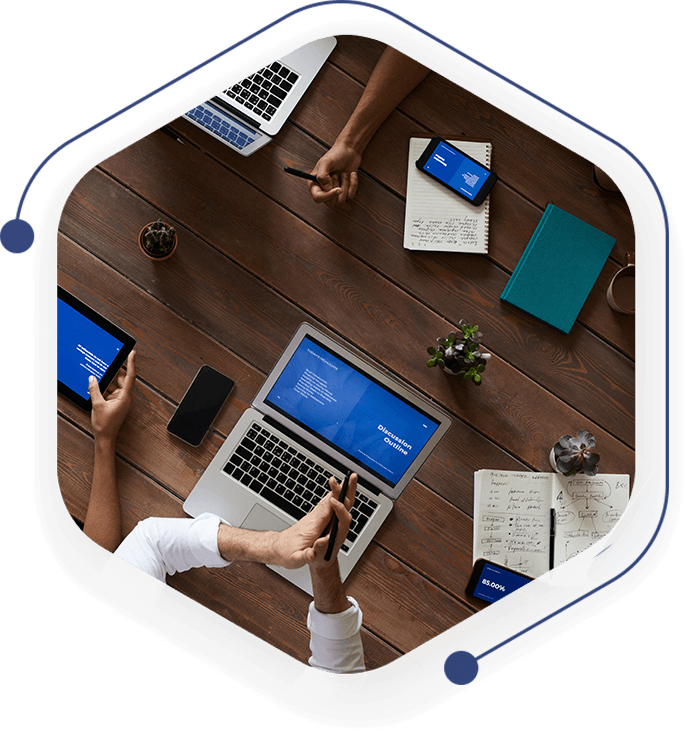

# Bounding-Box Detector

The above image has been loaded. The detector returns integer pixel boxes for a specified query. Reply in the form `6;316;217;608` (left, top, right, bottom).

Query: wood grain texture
56;33;634;667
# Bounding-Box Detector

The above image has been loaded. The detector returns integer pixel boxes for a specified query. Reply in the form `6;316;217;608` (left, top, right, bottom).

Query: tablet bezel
58;286;136;412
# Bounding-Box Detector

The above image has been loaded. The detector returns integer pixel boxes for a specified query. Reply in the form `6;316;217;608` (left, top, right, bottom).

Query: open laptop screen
264;336;440;486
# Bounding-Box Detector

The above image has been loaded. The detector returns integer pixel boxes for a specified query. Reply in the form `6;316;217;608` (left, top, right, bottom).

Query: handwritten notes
404;138;491;253
473;470;552;577
473;470;631;578
409;215;482;250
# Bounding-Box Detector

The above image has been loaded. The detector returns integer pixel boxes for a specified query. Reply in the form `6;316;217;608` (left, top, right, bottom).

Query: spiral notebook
403;137;491;253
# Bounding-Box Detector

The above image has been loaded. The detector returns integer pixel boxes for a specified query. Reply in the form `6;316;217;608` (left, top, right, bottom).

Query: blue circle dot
444;651;479;685
1;219;34;253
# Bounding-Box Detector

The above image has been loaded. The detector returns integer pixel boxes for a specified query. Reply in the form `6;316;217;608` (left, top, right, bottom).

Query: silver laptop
184;37;336;156
183;322;451;594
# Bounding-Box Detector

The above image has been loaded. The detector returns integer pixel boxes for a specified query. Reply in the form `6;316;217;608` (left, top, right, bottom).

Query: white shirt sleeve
307;596;366;674
114;513;229;582
115;515;365;674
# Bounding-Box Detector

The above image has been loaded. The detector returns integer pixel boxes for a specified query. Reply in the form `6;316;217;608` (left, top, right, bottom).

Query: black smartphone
416;137;497;206
465;559;533;604
167;366;235;446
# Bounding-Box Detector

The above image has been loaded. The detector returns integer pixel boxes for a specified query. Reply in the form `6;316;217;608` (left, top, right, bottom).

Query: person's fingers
313;159;336;192
310;184;342;204
346;171;359;200
88;375;103;405
344;473;357;510
335;173;349;205
329;497;353;529
122;350;137;393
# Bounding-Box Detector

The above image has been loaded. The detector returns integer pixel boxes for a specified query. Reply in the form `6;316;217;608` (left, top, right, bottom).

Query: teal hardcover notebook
500;204;616;333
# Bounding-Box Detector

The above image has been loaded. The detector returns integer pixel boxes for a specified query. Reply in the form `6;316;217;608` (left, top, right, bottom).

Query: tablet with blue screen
58;287;136;411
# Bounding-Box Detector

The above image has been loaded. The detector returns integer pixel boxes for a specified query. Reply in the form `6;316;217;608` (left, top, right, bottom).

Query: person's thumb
88;375;103;403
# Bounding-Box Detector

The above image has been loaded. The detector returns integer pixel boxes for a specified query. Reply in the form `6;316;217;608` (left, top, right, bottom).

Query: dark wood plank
57;234;484;599
294;40;635;358
169;115;636;444
57;416;400;669
91;135;635;471
56;38;638;668
57;184;532;524
328;36;636;268
58;233;485;616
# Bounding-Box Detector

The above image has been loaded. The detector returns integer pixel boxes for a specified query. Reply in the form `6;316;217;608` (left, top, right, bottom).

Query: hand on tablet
89;350;136;443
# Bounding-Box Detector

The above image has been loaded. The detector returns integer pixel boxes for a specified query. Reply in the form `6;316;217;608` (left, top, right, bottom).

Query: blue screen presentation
58;298;125;400
266;337;439;485
423;140;491;199
473;562;531;603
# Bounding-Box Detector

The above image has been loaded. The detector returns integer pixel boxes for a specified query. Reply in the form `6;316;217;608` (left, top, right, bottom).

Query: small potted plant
426;320;491;385
139;220;177;260
550;431;599;476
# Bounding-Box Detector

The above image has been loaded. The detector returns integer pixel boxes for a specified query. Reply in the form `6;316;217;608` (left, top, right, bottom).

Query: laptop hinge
264;416;382;497
209;95;260;130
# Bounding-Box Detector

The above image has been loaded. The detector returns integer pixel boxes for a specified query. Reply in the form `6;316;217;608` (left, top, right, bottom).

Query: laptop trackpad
241;504;290;532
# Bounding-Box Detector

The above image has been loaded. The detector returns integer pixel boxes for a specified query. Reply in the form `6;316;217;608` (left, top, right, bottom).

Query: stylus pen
284;166;318;183
324;472;352;561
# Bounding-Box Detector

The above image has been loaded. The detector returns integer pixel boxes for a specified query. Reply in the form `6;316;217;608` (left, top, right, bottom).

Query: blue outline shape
16;0;667;675
478;482;669;672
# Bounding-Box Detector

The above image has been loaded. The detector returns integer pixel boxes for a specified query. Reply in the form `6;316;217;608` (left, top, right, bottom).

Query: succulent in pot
551;431;599;476
426;320;490;385
139;220;177;260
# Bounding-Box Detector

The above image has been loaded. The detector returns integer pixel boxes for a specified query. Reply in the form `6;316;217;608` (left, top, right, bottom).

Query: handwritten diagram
554;477;628;563
473;470;630;579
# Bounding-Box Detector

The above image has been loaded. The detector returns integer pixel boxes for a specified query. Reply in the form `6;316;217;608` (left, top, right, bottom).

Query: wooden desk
57;36;635;670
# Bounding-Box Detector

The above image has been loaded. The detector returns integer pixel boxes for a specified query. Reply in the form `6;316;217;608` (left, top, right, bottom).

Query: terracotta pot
138;222;177;261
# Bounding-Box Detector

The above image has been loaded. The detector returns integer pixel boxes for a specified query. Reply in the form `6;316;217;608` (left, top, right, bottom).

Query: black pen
324;472;352;561
284;166;318;183
549;508;556;570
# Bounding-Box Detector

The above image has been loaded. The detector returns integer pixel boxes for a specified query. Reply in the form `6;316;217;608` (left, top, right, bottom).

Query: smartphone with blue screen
416;137;497;206
466;559;533;603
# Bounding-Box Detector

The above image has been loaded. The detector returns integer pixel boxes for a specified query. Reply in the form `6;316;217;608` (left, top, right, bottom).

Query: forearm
337;47;429;154
309;563;350;614
216;524;280;564
83;435;122;552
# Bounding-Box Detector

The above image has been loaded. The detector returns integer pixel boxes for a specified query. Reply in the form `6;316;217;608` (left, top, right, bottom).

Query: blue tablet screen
58;297;125;400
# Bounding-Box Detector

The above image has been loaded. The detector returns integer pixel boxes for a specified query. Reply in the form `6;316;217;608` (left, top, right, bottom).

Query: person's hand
271;473;357;569
89;350;136;443
308;141;361;206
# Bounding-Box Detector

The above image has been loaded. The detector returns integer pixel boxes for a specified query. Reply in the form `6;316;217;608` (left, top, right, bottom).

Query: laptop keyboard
185;103;259;150
222;423;379;551
221;60;300;122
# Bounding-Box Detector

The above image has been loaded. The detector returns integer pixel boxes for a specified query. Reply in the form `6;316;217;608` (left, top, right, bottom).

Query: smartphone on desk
416;137;497;206
167;365;235;446
466;559;533;604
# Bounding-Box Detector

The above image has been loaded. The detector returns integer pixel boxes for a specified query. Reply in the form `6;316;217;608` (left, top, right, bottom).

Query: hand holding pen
284;166;318;183
310;473;358;569
324;471;354;561
284;155;359;206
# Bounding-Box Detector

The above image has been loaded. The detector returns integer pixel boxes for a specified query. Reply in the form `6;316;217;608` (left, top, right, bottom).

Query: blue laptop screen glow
265;337;439;486
58;297;125;400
